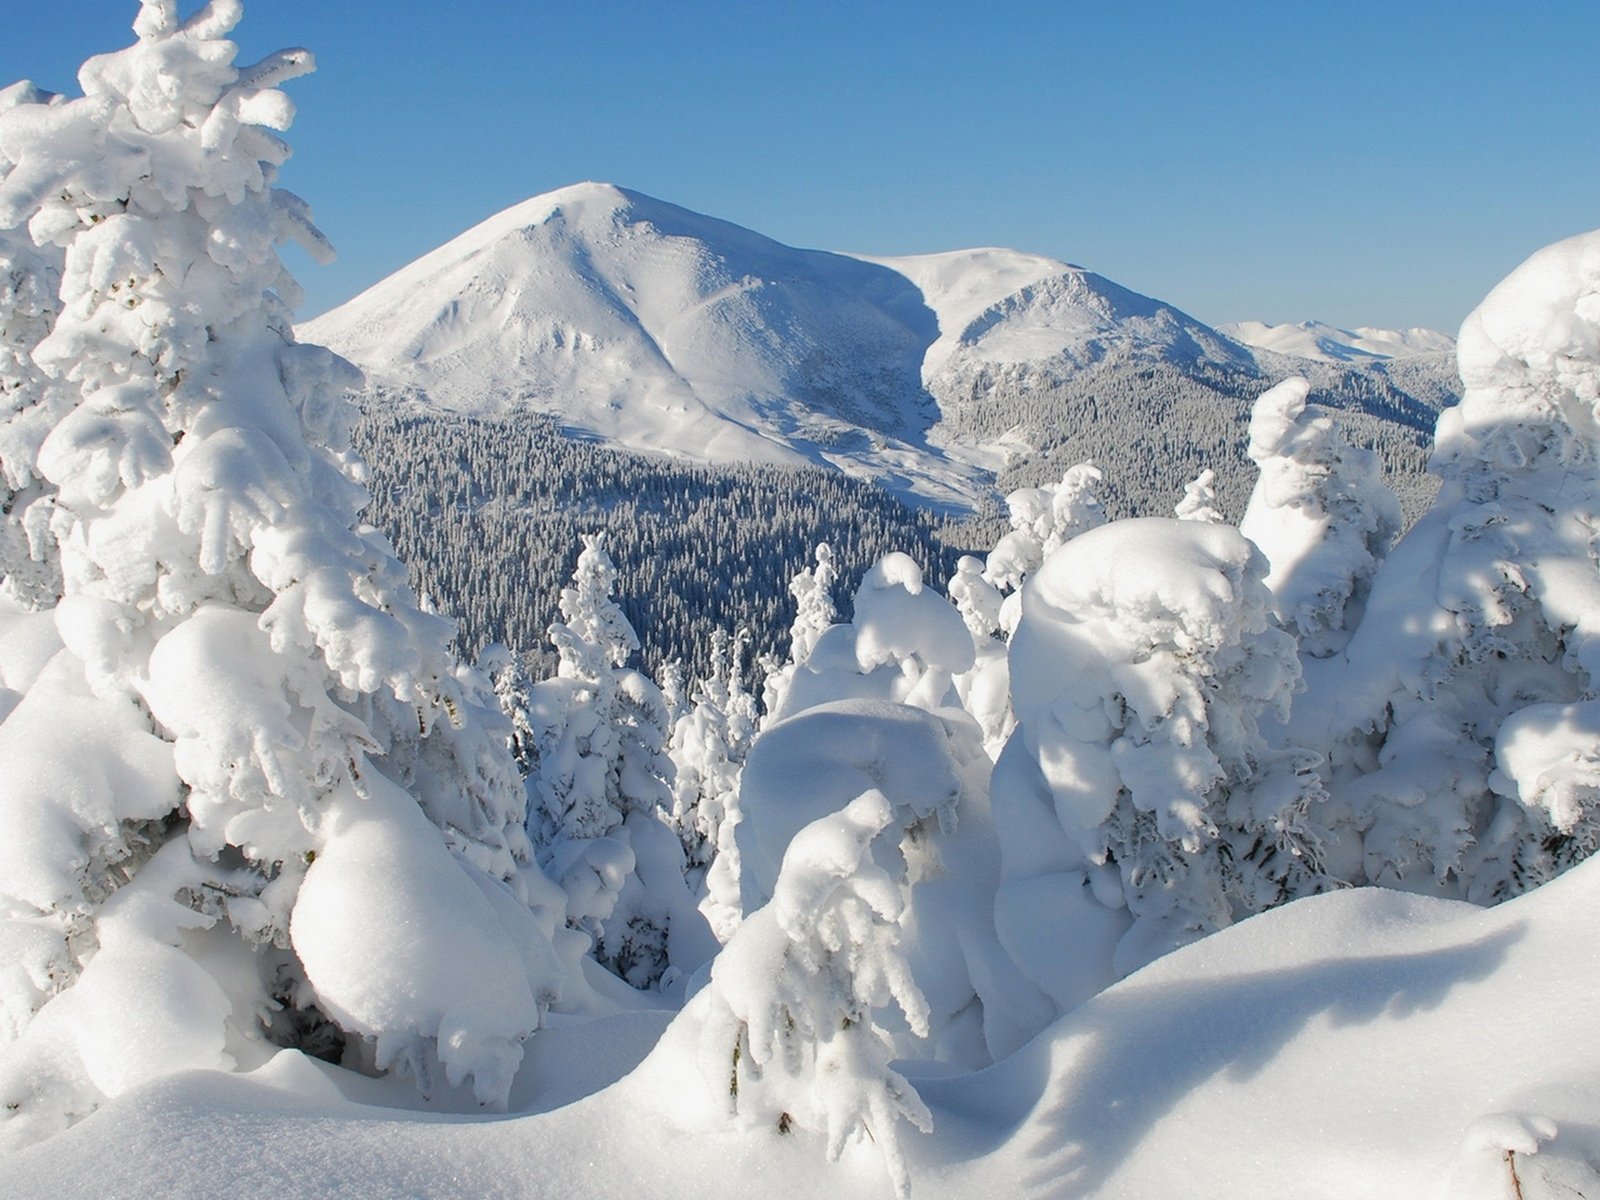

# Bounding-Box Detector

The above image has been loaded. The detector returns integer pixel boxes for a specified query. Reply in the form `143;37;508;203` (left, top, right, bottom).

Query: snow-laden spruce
947;554;1012;757
0;82;67;613
990;518;1327;1026
1239;375;1401;657
772;551;975;722
1174;467;1224;523
741;552;1054;1066
759;542;838;721
983;460;1106;598
1308;230;1600;900
521;532;716;988
694;789;933;1200
667;626;759;943
0;2;565;1146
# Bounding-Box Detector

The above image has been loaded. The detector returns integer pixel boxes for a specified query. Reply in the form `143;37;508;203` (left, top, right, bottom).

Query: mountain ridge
301;182;1459;515
1220;318;1456;364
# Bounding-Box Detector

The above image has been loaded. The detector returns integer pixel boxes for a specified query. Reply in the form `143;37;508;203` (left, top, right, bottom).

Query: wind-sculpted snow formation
0;1;567;1147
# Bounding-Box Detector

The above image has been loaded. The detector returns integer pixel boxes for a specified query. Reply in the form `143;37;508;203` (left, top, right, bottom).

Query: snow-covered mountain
303;183;1457;515
1219;319;1457;364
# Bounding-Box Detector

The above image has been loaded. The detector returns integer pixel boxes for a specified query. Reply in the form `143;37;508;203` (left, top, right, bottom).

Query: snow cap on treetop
1435;229;1600;488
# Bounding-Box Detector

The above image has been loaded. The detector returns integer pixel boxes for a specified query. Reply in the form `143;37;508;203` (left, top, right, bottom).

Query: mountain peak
300;186;1453;513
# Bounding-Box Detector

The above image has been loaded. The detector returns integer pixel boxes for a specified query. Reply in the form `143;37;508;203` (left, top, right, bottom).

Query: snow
1222;318;1457;363
301;182;983;507
5;6;1600;1198
5;849;1599;1200
874;249;1254;383
0;645;177;915
289;778;554;1107
736;701;966;911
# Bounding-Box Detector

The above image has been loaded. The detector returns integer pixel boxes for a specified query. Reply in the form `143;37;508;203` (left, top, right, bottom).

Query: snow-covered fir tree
668;626;759;941
484;642;539;777
774;552;976;722
1239;375;1401;658
760;542;838;720
657;656;690;726
1174;467;1224;523
0;82;67;612
695;789;933;1200
739;552;1052;1065
736;695;1052;1067
524;532;714;988
983;460;1106;595
0;1;565;1147
989;518;1328;1028
947;555;1012;757
1308;231;1600;901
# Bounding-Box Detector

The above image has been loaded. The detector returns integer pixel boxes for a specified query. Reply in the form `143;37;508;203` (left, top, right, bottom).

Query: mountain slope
303;183;970;504
303;183;1459;516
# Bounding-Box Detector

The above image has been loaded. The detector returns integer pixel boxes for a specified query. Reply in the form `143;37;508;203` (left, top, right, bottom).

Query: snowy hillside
1220;318;1457;363
303;185;1456;513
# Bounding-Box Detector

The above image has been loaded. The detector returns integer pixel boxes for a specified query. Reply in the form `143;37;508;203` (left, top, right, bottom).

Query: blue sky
5;1;1597;332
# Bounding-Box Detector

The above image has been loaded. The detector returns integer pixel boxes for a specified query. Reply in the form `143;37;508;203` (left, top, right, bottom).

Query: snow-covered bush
1239;375;1401;657
523;532;715;987
696;789;932;1200
990;517;1326;1027
0;2;564;1146
1311;230;1600;901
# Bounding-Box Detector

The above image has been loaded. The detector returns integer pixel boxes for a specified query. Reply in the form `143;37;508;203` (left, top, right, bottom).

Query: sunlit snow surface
4;860;1596;1200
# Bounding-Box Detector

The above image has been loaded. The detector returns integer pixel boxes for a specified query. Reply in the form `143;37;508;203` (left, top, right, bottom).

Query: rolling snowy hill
302;183;1458;515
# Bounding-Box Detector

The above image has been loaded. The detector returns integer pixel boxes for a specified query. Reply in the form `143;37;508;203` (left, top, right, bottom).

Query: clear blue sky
5;1;1597;333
